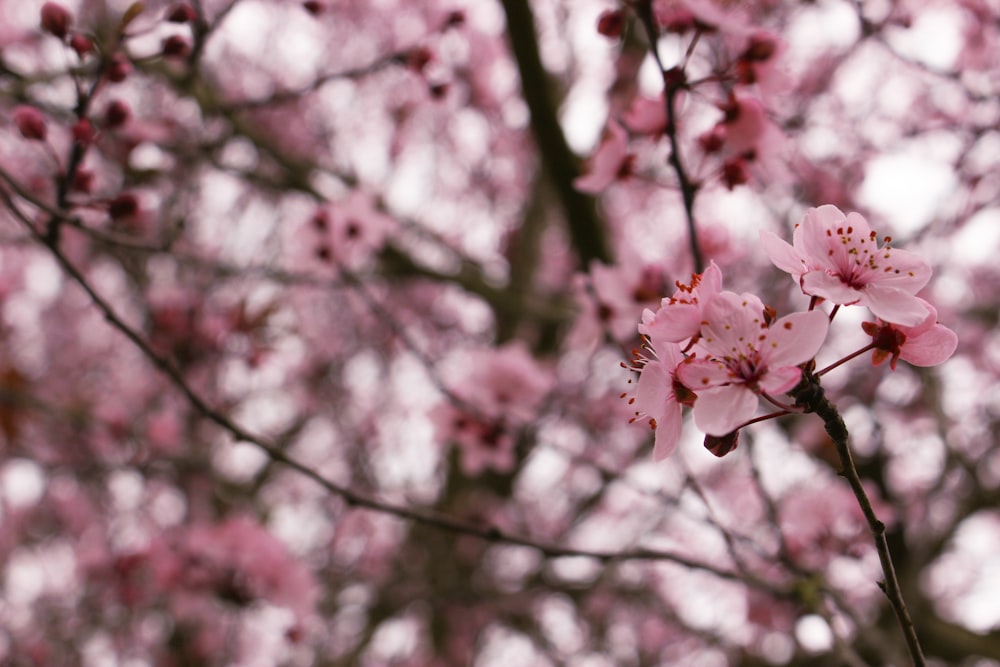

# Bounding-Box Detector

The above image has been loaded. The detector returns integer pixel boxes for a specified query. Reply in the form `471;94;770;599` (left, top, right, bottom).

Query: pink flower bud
41;2;72;40
166;3;197;23
107;53;133;83
13;106;47;141
104;100;131;129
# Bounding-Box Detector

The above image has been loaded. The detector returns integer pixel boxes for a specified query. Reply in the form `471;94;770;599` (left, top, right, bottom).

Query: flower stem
816;343;876;377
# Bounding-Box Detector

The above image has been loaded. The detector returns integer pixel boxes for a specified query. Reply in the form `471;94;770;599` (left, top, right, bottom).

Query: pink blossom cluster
431;342;553;475
628;205;957;459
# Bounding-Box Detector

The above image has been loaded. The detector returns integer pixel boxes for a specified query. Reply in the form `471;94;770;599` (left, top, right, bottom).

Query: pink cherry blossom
677;291;829;435
574;121;633;194
627;341;689;460
584;259;667;343
761;205;932;326
638;261;723;345
861;299;958;370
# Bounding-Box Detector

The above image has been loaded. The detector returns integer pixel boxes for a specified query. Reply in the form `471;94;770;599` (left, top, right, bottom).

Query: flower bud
104;100;131;129
70;34;94;58
162;35;191;59
107;53;133;83
41;2;72;40
72;118;96;145
73;169;95;193
302;1;327;15
109;193;139;220
166;3;197;23
13;106;47;141
596;10;625;38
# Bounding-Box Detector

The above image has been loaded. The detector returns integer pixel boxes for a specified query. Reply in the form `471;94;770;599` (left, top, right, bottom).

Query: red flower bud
166;3;197;23
109;193;139;220
302;1;327;15
70;34;94;58
104;100;131;129
73;169;95;193
162;35;191;59
721;157;750;190
72;118;96;145
13;106;47;141
107;53;133;83
41;2;72;40
596;9;625;38
704;430;740;457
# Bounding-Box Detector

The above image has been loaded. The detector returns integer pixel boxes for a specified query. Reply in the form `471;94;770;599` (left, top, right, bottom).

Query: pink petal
698;291;766;358
759;365;801;394
652;402;683;460
574;121;628;194
677;358;733;390
761;310;829;367
692;385;758;436
760;230;805;277
871;247;932;293
900;324;958;367
861;285;931;326
795;205;848;265
639;302;703;343
633;357;671;418
801;270;863;304
701;261;724;294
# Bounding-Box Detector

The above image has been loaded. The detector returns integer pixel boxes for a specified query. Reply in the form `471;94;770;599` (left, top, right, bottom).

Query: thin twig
798;380;926;666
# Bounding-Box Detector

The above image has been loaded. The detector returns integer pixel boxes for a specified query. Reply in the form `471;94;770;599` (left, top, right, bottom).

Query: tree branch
500;0;612;266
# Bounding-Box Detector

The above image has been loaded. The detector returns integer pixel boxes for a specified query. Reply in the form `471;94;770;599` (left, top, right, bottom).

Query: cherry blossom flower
638;261;723;344
862;298;958;370
761;205;932;326
627;340;690;460
574;121;633;194
431;342;552;474
677;291;829;435
584;259;667;343
306;191;393;270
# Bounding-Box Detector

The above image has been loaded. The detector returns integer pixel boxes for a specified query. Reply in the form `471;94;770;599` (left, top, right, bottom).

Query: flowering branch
1;192;788;591
632;3;704;272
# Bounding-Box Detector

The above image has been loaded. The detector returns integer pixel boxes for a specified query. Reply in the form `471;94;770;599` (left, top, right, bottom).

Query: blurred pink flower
761;205;932;326
862;299;957;370
677;291;828;435
574;121;633;193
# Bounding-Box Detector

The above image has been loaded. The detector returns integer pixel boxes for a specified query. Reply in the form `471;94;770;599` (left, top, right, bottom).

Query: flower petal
861;285;931;326
759;365;801;394
801;270;863;304
652;402;683;460
761;310;829;367
871;247;932;292
900;323;958;367
760;230;805;277
677;358;733;390
692;385;758;436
